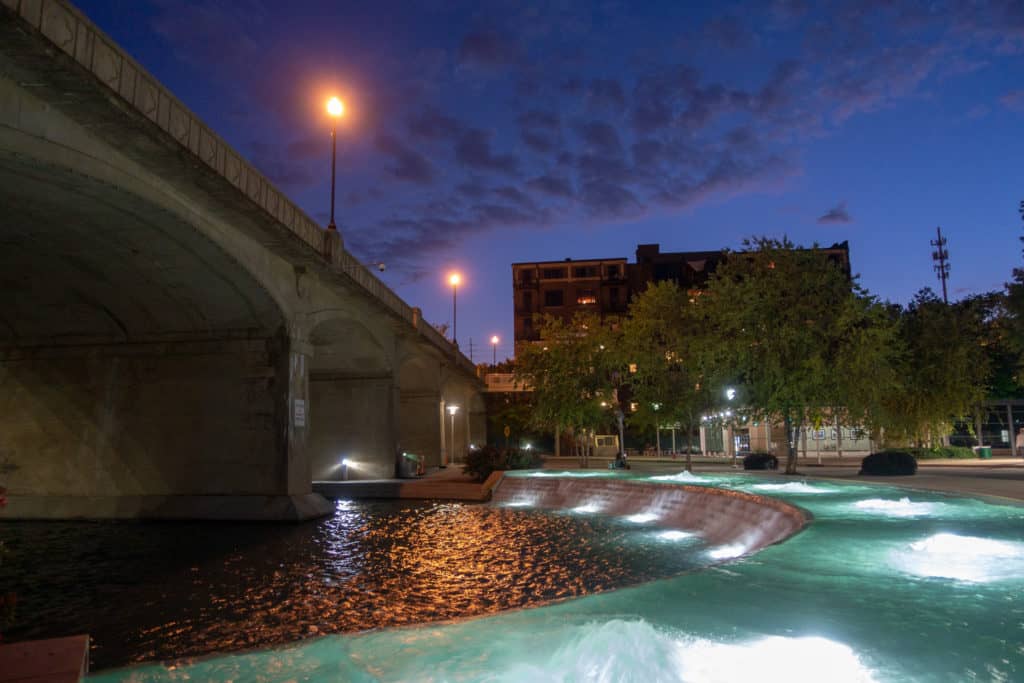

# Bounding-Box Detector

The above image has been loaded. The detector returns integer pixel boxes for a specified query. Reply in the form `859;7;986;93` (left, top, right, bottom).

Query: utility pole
931;226;950;303
468;338;474;362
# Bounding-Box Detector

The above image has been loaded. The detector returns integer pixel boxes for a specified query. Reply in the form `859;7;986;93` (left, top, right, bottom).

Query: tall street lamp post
326;96;344;231
448;273;461;347
490;335;499;365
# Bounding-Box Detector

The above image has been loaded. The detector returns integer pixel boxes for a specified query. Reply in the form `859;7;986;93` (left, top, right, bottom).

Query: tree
515;312;622;463
960;292;1022;401
621;280;711;471
701;237;900;474
879;289;990;445
1005;201;1024;384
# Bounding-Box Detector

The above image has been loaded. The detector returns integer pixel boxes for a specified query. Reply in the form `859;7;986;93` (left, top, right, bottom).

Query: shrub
462;446;543;482
742;452;778;470
463;445;506;482
506;448;544;470
885;446;974;460
860;451;918;476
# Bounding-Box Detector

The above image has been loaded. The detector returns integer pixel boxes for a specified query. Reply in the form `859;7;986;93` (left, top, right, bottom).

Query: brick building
512;241;851;351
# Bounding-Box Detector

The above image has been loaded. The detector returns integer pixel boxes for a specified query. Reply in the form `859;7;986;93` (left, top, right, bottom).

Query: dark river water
0;499;712;671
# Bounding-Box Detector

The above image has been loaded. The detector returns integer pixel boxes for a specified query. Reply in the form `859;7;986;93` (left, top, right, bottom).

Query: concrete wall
0;336;328;519
0;339;281;496
309;376;397;480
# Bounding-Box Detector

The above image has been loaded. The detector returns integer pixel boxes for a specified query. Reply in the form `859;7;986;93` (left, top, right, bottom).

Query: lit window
628;363;638;373
577;288;597;305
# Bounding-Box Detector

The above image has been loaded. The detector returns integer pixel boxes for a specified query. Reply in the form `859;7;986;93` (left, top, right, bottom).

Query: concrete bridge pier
398;353;446;469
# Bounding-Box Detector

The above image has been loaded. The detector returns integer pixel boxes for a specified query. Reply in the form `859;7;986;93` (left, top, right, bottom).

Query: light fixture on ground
448;273;461;347
447;405;460;465
341;457;350;481
325;96;345;231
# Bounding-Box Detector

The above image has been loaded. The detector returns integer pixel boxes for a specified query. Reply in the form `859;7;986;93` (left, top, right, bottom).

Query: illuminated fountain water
86;472;1024;682
492;474;807;555
891;532;1024;582
852;497;940;517
749;481;837;494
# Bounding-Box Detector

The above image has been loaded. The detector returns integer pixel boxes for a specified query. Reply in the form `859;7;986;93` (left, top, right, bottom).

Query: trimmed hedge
860;451;918;476
462;446;543;482
743;452;779;470
883;446;975;460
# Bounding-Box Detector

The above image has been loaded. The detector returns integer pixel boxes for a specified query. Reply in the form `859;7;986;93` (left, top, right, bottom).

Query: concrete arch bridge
0;0;484;520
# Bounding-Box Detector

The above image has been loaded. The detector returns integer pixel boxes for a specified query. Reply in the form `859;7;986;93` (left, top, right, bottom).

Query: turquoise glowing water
90;473;1024;682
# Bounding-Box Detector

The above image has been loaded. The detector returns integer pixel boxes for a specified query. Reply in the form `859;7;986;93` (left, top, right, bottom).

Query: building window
523;291;533;309
576;289;597;305
518;270;534;283
573;265;599;278
610;287;620;305
541;267;566;279
544;289;564;307
523;316;533;330
605;265;620;278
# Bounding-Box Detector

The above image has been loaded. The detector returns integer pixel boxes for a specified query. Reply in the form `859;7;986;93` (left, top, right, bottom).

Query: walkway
589;456;1024;503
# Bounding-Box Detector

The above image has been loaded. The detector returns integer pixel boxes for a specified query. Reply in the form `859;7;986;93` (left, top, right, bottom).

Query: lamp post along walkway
326;96;344;230
448;273;461;347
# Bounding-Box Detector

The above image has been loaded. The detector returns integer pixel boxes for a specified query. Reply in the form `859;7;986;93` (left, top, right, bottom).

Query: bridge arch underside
0;154;324;519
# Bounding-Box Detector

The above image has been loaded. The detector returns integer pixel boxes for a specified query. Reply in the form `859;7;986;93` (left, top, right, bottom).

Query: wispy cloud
1000;90;1024;112
139;0;1022;272
817;201;853;224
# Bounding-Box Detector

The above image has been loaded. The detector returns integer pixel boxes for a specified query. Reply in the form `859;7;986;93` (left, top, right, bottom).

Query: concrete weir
493;476;808;551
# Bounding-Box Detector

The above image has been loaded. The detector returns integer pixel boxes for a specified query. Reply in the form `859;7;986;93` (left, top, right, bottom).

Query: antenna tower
931;226;950;303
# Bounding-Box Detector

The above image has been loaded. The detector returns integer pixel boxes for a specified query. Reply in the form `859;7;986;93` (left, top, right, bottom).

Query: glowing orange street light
490;335;499;365
325;96;345;231
448;273;461;347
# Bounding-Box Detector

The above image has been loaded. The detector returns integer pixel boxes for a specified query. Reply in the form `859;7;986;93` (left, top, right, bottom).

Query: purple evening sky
77;0;1024;361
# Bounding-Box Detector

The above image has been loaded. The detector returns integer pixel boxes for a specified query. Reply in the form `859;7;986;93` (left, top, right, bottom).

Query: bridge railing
334;250;477;374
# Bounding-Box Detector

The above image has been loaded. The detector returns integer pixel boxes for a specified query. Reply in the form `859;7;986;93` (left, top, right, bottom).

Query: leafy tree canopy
700;236;900;472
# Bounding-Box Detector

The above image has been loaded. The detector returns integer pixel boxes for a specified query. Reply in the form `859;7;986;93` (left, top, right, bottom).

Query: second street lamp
448;273;461;347
490;335;499;365
325;96;344;231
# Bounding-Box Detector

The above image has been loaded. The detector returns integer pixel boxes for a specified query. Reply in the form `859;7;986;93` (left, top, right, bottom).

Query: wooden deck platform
0;635;88;683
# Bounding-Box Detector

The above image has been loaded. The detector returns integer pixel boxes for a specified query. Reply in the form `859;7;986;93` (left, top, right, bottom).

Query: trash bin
973;446;992;459
399;452;422;478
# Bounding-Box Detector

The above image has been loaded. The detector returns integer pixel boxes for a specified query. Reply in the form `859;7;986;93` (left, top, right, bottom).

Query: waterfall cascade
493;476;808;553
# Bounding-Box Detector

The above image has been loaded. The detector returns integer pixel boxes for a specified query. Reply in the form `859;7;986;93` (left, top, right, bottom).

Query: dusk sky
78;0;1024;361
